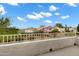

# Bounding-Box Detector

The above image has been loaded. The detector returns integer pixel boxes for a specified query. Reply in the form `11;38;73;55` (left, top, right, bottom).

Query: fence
0;32;76;44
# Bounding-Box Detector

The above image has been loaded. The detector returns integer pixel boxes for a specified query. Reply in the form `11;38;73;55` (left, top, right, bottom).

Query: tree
51;28;59;33
55;23;63;28
65;25;70;32
77;24;79;32
50;28;59;38
0;28;19;35
39;25;45;28
0;17;10;28
0;17;19;34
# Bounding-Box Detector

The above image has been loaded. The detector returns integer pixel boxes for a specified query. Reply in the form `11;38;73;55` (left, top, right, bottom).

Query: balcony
0;32;76;44
0;32;79;56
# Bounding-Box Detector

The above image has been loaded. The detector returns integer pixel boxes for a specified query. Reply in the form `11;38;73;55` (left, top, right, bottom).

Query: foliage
51;28;59;33
65;25;70;32
39;25;45;28
77;24;79;32
0;17;10;28
0;17;19;35
0;28;19;35
55;23;63;28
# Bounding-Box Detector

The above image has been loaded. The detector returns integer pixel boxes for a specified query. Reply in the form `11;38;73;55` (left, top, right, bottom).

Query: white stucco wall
75;37;79;45
0;37;76;56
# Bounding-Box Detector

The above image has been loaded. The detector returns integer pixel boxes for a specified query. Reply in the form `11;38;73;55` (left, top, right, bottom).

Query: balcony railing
0;32;76;44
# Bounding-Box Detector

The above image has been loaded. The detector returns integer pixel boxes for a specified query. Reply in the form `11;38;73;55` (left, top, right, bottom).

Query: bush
34;30;44;33
51;28;59;33
0;28;19;35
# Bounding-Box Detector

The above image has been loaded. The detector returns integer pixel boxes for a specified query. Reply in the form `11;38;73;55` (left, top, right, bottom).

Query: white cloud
67;3;77;7
17;16;27;22
49;5;58;11
40;12;52;17
54;12;60;16
8;3;19;6
38;5;43;8
0;5;6;15
33;12;44;18
26;12;52;20
61;15;70;19
44;20;52;23
17;16;24;21
26;14;40;20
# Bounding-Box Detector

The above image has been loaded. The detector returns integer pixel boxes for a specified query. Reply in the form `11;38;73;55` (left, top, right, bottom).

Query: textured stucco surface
39;46;79;56
0;37;76;56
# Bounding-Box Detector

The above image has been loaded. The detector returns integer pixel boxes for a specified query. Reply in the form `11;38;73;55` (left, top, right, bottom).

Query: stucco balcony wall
0;37;76;56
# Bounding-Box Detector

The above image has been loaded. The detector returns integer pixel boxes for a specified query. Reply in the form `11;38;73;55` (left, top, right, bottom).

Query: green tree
65;25;70;32
51;28;59;33
39;25;45;28
77;24;79;32
0;17;10;28
0;28;19;35
0;17;19;34
55;23;63;28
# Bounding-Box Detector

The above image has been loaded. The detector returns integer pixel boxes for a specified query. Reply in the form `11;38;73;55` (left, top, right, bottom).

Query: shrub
0;28;19;35
34;30;44;33
51;28;59;33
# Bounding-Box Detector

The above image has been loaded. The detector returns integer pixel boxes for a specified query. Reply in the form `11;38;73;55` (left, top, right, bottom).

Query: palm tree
0;17;10;28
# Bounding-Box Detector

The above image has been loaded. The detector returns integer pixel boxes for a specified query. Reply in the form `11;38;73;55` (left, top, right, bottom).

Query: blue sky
0;3;79;29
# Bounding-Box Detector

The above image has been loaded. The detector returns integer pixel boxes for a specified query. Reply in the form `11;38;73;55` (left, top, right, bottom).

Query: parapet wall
75;37;79;45
0;37;76;56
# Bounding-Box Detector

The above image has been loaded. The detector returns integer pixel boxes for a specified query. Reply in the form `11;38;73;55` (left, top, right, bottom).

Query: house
69;27;77;32
24;28;38;33
55;27;65;32
39;26;53;32
55;27;77;33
